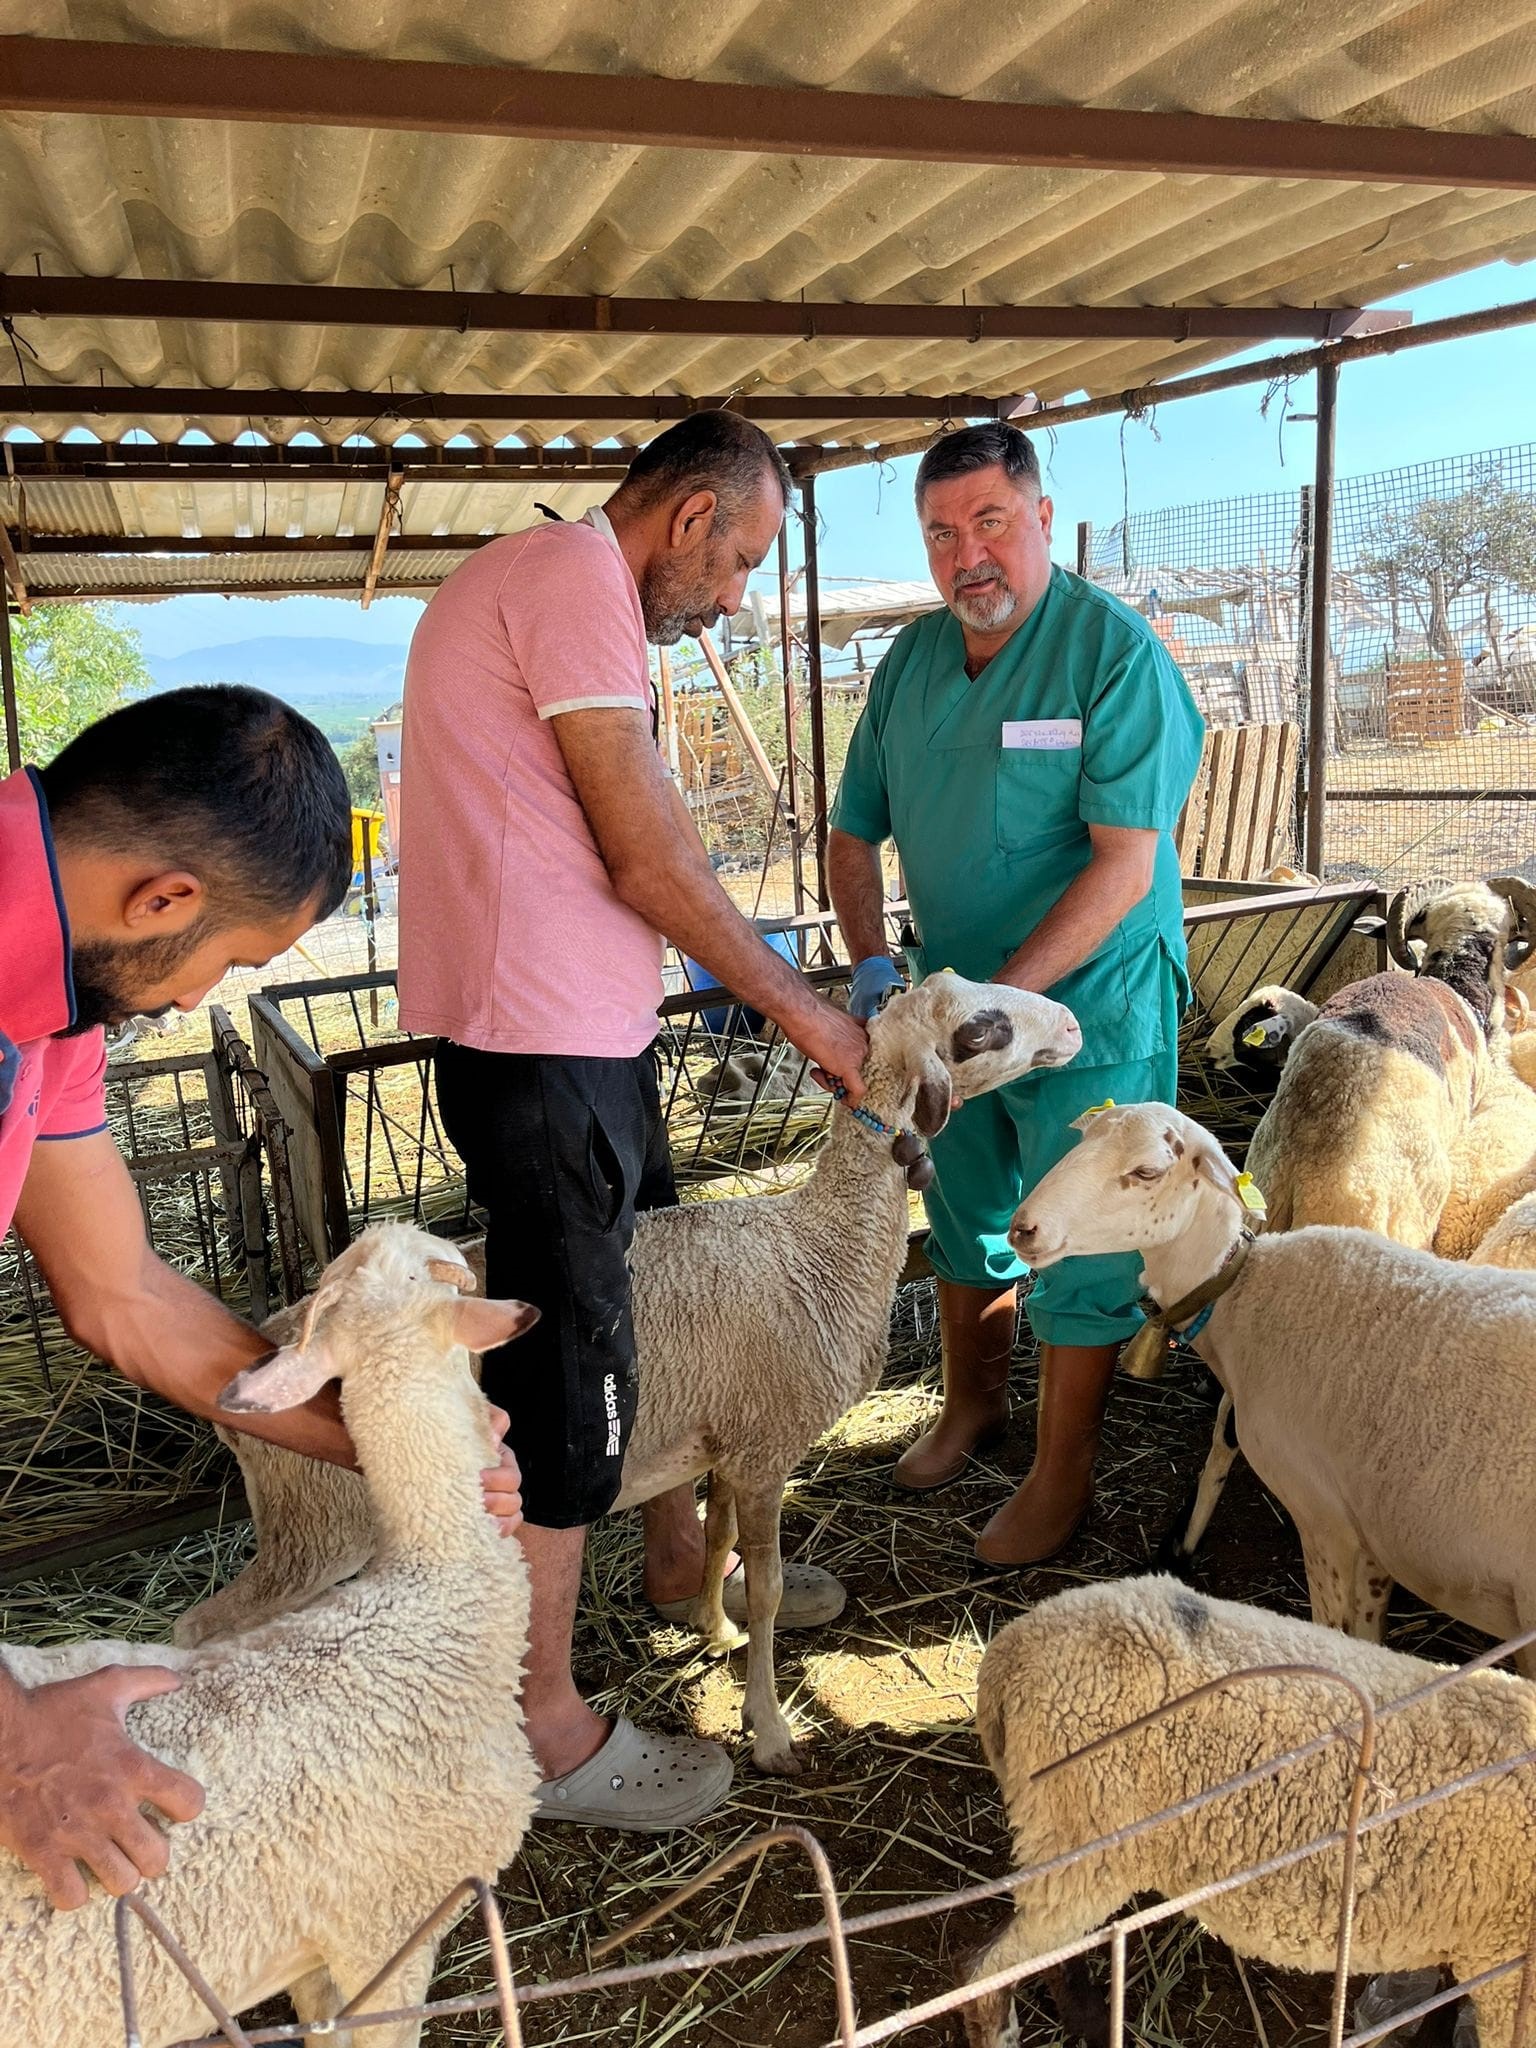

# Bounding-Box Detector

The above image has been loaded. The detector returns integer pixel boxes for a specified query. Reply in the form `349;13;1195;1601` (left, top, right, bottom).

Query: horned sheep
1010;1100;1536;1675
179;971;1083;1775
0;1226;538;2048
964;1576;1536;2048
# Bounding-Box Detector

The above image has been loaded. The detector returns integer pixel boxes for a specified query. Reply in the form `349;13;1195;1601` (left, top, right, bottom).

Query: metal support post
1;600;20;773
1303;356;1338;876
1076;520;1093;578
802;474;830;911
776;523;805;917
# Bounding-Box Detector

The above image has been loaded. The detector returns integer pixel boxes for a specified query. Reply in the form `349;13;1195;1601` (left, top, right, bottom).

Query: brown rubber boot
974;1343;1118;1566
891;1281;1015;1492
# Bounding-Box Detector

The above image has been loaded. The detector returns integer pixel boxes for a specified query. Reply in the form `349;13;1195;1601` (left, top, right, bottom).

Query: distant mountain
146;636;408;703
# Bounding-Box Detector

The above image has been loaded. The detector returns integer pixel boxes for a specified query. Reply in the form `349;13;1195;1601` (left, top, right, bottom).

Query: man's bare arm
552;706;869;1096
827;827;893;968
16;1132;352;1463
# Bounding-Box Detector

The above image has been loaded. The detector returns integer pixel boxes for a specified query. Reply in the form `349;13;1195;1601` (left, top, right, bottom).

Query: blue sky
132;254;1536;664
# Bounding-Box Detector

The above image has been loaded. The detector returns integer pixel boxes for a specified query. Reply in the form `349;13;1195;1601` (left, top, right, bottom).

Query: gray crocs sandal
650;1560;847;1632
533;1718;733;1831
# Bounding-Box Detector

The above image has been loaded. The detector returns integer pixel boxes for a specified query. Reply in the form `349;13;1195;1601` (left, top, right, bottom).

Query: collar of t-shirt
583;503;624;559
0;766;77;1110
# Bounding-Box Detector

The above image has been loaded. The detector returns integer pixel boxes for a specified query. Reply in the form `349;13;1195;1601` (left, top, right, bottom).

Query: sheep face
1010;1102;1241;1267
218;1224;538;1414
1205;985;1316;1079
1387;877;1536;984
869;971;1081;1133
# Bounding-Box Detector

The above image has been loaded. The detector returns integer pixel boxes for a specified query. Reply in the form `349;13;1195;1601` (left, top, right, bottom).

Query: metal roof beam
0;384;1016;424
0;446;639;483
3;36;1534;191
19;534;499;554
0;276;1396;345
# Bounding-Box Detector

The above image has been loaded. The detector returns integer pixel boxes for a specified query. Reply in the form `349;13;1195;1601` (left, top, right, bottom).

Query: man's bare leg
641;1483;738;1604
517;1521;608;1780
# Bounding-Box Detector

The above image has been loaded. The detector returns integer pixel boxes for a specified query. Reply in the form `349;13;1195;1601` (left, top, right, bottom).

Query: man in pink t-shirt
400;413;869;1828
0;689;519;1912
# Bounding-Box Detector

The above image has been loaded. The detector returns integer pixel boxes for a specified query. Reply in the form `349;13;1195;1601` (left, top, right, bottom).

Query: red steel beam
0;275;1389;345
3;36;1534;191
0;445;638;483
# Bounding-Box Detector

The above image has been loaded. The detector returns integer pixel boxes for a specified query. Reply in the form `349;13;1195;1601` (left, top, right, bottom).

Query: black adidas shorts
435;1040;676;1529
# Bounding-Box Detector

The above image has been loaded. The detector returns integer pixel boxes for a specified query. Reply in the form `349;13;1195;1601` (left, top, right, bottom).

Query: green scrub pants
922;974;1182;1346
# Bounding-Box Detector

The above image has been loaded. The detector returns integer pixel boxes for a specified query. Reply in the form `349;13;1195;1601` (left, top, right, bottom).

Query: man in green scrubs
828;423;1203;1567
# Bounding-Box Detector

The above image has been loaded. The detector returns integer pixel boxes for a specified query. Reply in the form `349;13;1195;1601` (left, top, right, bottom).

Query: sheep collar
831;1082;911;1145
1127;1230;1256;1372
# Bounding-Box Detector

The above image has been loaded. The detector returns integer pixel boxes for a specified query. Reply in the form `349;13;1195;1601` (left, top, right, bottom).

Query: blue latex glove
849;955;906;1021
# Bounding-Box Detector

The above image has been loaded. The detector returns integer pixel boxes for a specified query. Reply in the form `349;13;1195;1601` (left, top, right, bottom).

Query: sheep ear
912;1055;954;1138
219;1341;339;1414
451;1297;540;1354
1191;1147;1240;1199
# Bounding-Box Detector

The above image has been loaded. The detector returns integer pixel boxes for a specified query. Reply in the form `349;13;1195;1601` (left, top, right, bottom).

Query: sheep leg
1300;1532;1391;1642
960;1899;1124;2048
292;1936;437;2048
1168;1394;1240;1563
1466;1972;1517;2048
733;1479;800;1776
690;1470;747;1654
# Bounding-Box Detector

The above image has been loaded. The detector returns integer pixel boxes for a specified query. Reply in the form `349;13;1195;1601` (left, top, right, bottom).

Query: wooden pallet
1385;657;1467;743
1175;722;1300;879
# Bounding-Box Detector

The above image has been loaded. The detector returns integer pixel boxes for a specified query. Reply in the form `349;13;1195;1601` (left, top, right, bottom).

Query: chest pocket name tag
1001;719;1082;749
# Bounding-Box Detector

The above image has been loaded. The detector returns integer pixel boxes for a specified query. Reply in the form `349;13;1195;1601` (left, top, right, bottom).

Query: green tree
1357;466;1536;667
9;603;153;761
338;729;382;810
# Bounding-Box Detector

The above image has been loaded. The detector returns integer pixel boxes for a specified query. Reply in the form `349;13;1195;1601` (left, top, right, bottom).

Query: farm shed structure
2;2;1536;880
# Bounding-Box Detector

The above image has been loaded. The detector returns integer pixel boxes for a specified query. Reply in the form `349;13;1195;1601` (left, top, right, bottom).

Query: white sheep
1204;984;1318;1086
178;972;1082;1776
1010;1101;1536;1677
1;1225;539;2048
964;1575;1536;2048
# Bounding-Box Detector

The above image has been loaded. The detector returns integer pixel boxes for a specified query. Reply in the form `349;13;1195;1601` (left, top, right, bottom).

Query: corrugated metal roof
18;546;467;597
1;0;1533;460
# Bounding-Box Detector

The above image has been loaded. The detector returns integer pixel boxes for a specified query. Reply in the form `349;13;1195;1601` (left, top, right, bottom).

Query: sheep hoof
700;1622;749;1656
749;1736;805;1776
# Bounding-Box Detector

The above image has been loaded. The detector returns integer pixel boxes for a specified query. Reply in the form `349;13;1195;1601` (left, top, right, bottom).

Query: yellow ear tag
1235;1172;1267;1217
1085;1098;1116;1117
1241;1024;1270;1048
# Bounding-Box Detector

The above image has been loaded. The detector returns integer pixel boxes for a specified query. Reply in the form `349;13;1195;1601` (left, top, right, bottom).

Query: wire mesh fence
1082;438;1536;887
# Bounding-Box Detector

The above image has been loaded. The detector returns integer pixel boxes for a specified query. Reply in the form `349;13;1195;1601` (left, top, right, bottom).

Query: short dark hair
40;685;353;925
618;411;792;530
915;422;1041;507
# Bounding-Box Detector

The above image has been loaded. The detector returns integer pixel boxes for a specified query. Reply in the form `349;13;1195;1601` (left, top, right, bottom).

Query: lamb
963;1575;1536;2048
179;971;1083;1775
1010;1101;1536;1676
1;1225;539;2048
1204;984;1318;1086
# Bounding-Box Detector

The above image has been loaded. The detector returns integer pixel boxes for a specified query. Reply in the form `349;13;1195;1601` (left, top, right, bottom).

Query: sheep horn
1383;887;1420;969
1489;874;1536;940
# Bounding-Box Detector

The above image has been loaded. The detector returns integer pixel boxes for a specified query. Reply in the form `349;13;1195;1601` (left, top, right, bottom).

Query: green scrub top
831;565;1205;1069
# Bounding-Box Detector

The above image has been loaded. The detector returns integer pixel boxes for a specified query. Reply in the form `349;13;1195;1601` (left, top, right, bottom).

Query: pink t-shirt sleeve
499;526;651;720
38;1029;108;1140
